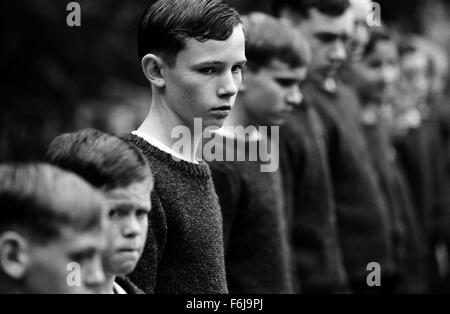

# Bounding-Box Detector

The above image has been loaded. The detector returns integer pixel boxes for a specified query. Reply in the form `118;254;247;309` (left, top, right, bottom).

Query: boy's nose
218;72;239;98
84;258;106;292
329;41;347;63
286;84;303;107
123;217;141;238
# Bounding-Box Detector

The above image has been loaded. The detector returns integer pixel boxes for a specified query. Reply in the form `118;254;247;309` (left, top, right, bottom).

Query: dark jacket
302;80;395;292
281;101;348;293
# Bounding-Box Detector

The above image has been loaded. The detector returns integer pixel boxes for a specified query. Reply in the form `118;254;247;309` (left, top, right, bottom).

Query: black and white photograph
1;0;450;301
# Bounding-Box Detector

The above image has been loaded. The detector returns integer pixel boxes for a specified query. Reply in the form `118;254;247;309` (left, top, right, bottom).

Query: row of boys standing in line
1;0;449;293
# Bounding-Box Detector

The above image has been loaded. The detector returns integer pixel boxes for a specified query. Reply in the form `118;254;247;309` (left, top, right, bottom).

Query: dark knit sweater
208;134;294;294
302;80;395;291
121;134;228;294
280;102;348;293
394;119;450;290
115;277;145;294
362;118;428;293
394;119;450;241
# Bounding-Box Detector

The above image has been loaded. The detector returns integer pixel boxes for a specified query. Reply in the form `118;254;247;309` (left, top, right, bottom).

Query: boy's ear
0;232;30;280
141;54;166;88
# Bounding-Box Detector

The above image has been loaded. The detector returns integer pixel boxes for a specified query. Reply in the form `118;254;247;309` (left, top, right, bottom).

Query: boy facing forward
46;129;153;294
121;0;246;293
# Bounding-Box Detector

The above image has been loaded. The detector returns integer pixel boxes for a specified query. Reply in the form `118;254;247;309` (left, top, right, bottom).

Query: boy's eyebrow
194;59;247;67
315;31;339;38
109;202;151;212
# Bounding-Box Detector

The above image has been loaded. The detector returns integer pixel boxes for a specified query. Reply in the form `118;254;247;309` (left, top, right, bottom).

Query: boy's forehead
401;52;429;70
177;25;246;64
373;41;398;58
263;59;308;78
350;0;372;20
57;225;105;250
103;180;152;209
304;8;355;36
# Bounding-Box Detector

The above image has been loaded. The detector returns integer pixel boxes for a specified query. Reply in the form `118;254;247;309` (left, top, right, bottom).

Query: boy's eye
316;33;337;43
275;78;297;88
199;67;216;75
368;60;382;69
136;209;149;217
231;65;243;73
71;250;96;263
109;208;127;219
109;209;119;218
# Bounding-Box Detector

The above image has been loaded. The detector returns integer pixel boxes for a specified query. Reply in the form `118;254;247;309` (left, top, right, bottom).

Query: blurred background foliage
1;0;449;162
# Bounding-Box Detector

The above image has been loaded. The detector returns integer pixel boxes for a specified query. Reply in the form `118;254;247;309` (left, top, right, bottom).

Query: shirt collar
132;130;199;164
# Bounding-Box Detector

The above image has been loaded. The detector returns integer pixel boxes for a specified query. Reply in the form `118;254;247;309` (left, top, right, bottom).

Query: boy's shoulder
115;277;146;294
208;159;245;194
121;133;212;179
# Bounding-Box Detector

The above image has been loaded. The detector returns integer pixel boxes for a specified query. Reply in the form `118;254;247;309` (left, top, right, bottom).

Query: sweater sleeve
209;162;243;251
129;192;167;294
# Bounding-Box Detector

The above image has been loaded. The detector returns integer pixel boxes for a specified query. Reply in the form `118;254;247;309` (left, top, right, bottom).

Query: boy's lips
117;245;141;253
210;106;232;119
211;105;232;112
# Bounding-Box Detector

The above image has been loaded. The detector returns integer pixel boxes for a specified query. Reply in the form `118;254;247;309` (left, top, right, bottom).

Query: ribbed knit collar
121;133;211;179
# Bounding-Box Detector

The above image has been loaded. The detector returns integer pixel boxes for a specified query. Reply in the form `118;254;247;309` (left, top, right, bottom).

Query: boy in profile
209;11;348;293
121;0;246;293
207;12;309;293
274;0;396;292
46;129;153;294
0;163;107;294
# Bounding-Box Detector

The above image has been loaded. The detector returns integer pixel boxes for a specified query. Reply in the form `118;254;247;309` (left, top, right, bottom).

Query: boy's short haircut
363;27;395;58
0;163;105;244
137;0;242;65
415;38;449;77
397;37;420;59
398;36;448;77
45;129;152;191
273;0;351;18
242;12;311;71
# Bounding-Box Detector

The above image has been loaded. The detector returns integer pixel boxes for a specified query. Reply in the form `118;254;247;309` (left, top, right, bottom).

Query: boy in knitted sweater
207;13;309;293
275;0;395;292
122;0;246;293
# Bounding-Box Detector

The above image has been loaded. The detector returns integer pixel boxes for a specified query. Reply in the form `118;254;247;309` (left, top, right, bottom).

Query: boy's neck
224;100;255;128
221;100;266;141
137;94;202;163
104;273;116;294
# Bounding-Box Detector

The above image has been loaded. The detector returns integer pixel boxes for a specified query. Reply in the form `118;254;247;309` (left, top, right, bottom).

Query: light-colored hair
0;163;105;243
242;12;311;71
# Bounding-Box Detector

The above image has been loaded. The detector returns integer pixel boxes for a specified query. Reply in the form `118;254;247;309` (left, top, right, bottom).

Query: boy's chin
203;117;227;130
114;262;138;277
109;254;140;276
266;117;286;127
